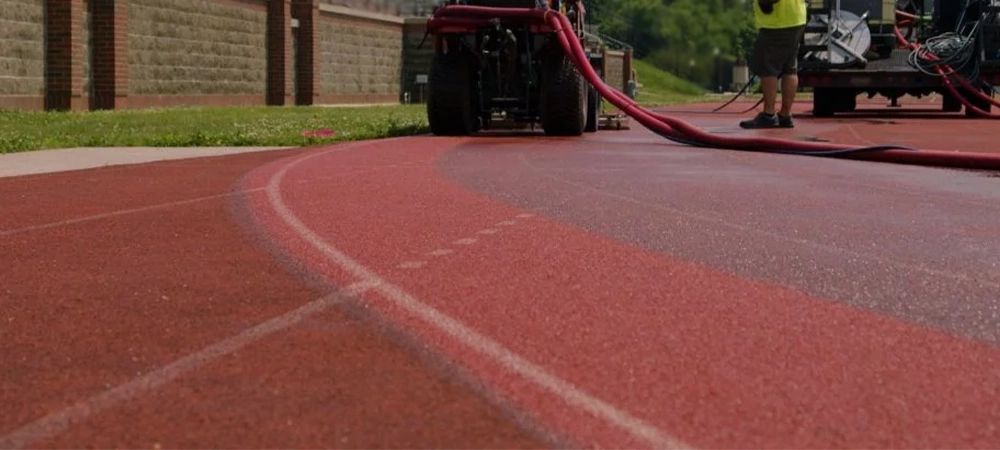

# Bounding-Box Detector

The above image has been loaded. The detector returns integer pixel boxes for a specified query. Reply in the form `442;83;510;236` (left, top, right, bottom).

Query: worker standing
739;0;808;129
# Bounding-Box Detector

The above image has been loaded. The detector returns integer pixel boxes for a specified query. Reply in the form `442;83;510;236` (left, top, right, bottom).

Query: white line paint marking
259;145;693;449
0;281;377;449
397;261;426;269
477;228;499;235
0;140;391;449
516;213;536;219
453;238;477;245
0;188;266;237
496;220;517;226
428;249;454;257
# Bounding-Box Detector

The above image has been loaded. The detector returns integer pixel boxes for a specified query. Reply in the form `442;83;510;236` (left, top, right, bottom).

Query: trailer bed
798;48;1000;116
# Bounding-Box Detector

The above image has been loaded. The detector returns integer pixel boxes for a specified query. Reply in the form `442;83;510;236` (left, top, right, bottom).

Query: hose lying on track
428;5;1000;171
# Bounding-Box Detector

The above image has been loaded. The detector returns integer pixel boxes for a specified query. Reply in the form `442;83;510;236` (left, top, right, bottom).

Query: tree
587;0;753;83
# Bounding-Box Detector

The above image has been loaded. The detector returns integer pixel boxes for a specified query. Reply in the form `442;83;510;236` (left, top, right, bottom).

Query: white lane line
0;281;377;449
0;140;392;449
453;238;477;245
0;188;266;237
428;249;454;257
516;213;536;219
261;145;692;449
477;228;500;235
496;220;517;226
397;261;426;269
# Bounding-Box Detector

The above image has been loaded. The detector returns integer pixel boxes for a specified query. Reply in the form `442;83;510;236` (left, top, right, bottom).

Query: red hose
429;5;1000;171
892;16;1000;117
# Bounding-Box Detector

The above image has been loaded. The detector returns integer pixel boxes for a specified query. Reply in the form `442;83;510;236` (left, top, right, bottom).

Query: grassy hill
630;59;708;106
602;58;730;113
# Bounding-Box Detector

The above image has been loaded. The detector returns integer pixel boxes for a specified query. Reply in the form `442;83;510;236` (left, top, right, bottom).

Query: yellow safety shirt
753;0;808;29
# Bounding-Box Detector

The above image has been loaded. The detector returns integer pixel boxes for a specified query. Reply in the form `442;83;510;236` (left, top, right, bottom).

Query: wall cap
318;4;404;24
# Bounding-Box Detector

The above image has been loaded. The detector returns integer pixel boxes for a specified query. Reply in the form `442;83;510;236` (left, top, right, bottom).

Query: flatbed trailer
800;50;1000;116
797;0;1000;116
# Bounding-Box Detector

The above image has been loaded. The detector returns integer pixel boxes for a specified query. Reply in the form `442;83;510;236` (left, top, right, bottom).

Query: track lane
240;135;1000;449
4;101;1000;448
438;129;1000;345
0;147;551;449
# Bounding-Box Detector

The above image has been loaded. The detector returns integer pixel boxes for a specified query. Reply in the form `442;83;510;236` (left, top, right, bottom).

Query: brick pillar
292;0;319;105
91;0;128;110
622;48;633;93
45;0;86;111
267;0;293;106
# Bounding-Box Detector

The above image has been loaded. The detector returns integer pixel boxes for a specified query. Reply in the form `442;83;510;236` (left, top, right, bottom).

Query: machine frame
425;0;605;136
797;0;1000;116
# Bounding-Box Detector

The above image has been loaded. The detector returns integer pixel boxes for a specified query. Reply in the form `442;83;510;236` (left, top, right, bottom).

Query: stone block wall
0;0;47;109
0;0;631;111
127;0;269;106
605;50;626;92
400;17;432;103
81;0;91;101
316;4;402;103
320;0;401;16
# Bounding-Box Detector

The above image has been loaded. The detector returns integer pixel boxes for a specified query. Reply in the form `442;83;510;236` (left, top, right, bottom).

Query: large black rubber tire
942;91;963;112
812;88;836;117
541;53;587;136
964;86;993;117
584;85;599;133
812;88;856;117
427;52;477;136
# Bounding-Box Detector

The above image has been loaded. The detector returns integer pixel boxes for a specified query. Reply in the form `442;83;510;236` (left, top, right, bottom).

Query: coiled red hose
429;5;1000;171
893;14;1000;117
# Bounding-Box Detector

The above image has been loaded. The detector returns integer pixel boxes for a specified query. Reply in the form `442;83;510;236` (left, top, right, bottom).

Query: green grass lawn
602;58;741;113
0;59;737;154
0;104;429;154
629;58;709;107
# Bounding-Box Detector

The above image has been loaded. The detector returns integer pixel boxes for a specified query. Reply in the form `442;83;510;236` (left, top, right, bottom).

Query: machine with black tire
797;0;1000;117
425;0;604;136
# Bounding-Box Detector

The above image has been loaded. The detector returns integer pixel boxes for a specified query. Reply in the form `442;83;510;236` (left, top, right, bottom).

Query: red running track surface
0;150;556;449
2;104;999;448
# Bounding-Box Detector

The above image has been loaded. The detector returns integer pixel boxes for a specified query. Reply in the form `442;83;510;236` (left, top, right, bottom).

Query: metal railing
584;25;633;51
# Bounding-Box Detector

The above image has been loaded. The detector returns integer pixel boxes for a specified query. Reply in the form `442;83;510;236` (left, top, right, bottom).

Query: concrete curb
0;146;295;178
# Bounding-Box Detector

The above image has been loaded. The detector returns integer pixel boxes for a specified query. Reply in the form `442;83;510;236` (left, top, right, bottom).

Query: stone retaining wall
0;0;46;109
0;0;631;111
127;0;269;100
316;4;402;104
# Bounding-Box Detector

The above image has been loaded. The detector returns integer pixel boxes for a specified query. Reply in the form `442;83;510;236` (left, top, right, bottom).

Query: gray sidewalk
0;146;294;178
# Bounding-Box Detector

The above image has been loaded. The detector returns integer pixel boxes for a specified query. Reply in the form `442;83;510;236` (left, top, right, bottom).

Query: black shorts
751;25;805;77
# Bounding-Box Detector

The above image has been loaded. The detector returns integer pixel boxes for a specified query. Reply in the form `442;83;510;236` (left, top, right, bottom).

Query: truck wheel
812;88;855;117
541;52;587;136
427;51;477;136
964;86;993;117
584;85;599;133
840;92;857;112
942;92;962;112
812;88;836;117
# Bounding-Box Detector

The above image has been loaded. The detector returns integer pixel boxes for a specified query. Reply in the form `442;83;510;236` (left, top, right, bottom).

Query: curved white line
264;139;693;449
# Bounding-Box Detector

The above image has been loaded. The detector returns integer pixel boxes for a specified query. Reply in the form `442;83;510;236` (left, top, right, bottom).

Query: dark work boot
739;112;781;129
777;113;794;128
